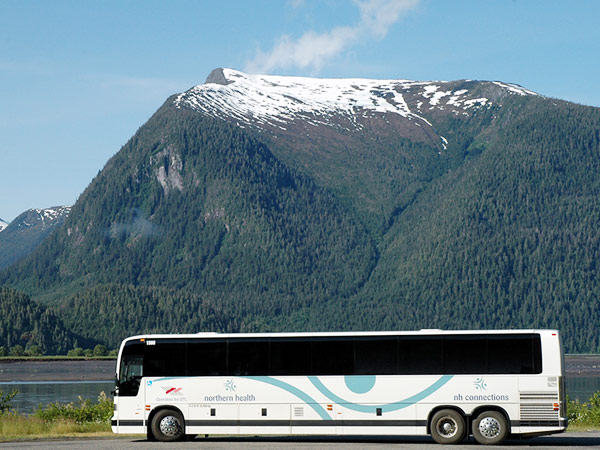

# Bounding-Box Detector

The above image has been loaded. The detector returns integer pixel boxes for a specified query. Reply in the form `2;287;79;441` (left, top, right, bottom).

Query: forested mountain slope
2;103;376;332
1;70;599;353
0;286;91;354
344;96;600;353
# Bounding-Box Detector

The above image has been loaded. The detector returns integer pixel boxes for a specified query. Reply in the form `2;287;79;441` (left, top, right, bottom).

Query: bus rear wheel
151;409;185;442
472;410;508;445
430;409;466;444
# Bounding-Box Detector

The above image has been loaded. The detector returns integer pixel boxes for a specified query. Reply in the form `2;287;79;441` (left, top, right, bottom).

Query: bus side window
354;336;398;375
488;334;542;374
442;335;487;374
311;338;354;375
187;340;227;376
398;337;442;375
228;339;269;376
269;339;311;376
144;340;186;377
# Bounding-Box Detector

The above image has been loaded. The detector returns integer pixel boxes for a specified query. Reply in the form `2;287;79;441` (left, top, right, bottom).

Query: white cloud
245;0;420;74
246;26;356;74
357;0;419;38
0;60;47;74
288;0;306;7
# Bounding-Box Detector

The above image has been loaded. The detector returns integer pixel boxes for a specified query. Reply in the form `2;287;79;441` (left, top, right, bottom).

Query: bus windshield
117;341;144;396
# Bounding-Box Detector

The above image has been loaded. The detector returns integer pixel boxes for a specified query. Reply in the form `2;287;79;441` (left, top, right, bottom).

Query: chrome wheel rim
478;416;501;439
159;415;182;437
436;416;457;438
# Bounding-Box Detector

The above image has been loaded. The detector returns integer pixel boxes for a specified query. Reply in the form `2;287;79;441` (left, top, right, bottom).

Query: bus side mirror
111;374;119;396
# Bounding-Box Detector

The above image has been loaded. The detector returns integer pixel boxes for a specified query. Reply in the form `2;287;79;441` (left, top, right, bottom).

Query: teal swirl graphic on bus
247;375;453;416
308;375;454;413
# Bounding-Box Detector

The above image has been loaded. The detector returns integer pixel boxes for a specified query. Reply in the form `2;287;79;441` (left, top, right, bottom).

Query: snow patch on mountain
421;85;452;106
177;69;425;130
37;206;71;222
17;206;71;230
175;68;540;133
36;206;71;226
491;81;538;96
0;218;8;232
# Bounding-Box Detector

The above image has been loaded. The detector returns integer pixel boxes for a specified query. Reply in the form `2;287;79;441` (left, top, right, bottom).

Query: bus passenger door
115;354;146;434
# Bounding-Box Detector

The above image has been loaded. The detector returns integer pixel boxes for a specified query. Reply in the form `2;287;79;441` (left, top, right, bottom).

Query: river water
0;358;598;413
0;360;116;413
0;380;115;413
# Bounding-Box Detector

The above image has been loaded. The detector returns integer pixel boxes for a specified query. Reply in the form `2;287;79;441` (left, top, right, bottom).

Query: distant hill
2;69;599;353
0;206;70;270
0;286;93;354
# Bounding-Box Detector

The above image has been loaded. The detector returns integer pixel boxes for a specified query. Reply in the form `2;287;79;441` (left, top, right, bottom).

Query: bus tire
430;409;465;444
150;409;185;442
472;410;508;445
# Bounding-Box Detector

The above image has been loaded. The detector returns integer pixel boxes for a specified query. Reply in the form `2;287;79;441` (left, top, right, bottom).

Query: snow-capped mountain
0;218;8;233
5;67;600;353
176;68;538;139
13;206;72;230
173;68;543;224
0;206;71;269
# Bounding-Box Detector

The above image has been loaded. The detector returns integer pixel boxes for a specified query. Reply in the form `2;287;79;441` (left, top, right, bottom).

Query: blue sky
1;0;599;222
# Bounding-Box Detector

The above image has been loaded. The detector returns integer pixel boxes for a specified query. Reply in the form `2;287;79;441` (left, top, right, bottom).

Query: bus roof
121;329;559;342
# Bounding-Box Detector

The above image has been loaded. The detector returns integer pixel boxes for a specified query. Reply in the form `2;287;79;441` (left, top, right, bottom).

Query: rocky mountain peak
175;68;540;136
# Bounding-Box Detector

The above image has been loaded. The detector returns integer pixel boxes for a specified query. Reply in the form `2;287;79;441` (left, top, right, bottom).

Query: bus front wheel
430;409;466;444
150;409;185;442
472;410;508;445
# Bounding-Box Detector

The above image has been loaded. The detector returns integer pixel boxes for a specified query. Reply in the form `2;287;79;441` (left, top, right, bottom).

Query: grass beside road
0;391;115;442
0;414;112;441
567;392;600;430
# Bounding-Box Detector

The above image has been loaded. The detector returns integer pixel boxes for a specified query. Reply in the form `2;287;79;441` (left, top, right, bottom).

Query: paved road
2;433;599;449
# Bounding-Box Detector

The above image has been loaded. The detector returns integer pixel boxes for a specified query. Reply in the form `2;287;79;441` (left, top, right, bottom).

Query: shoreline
0;359;115;382
565;355;600;377
0;356;115;361
0;355;597;383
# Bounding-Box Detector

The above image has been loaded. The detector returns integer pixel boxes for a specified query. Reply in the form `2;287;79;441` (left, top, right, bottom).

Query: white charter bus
111;330;567;444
